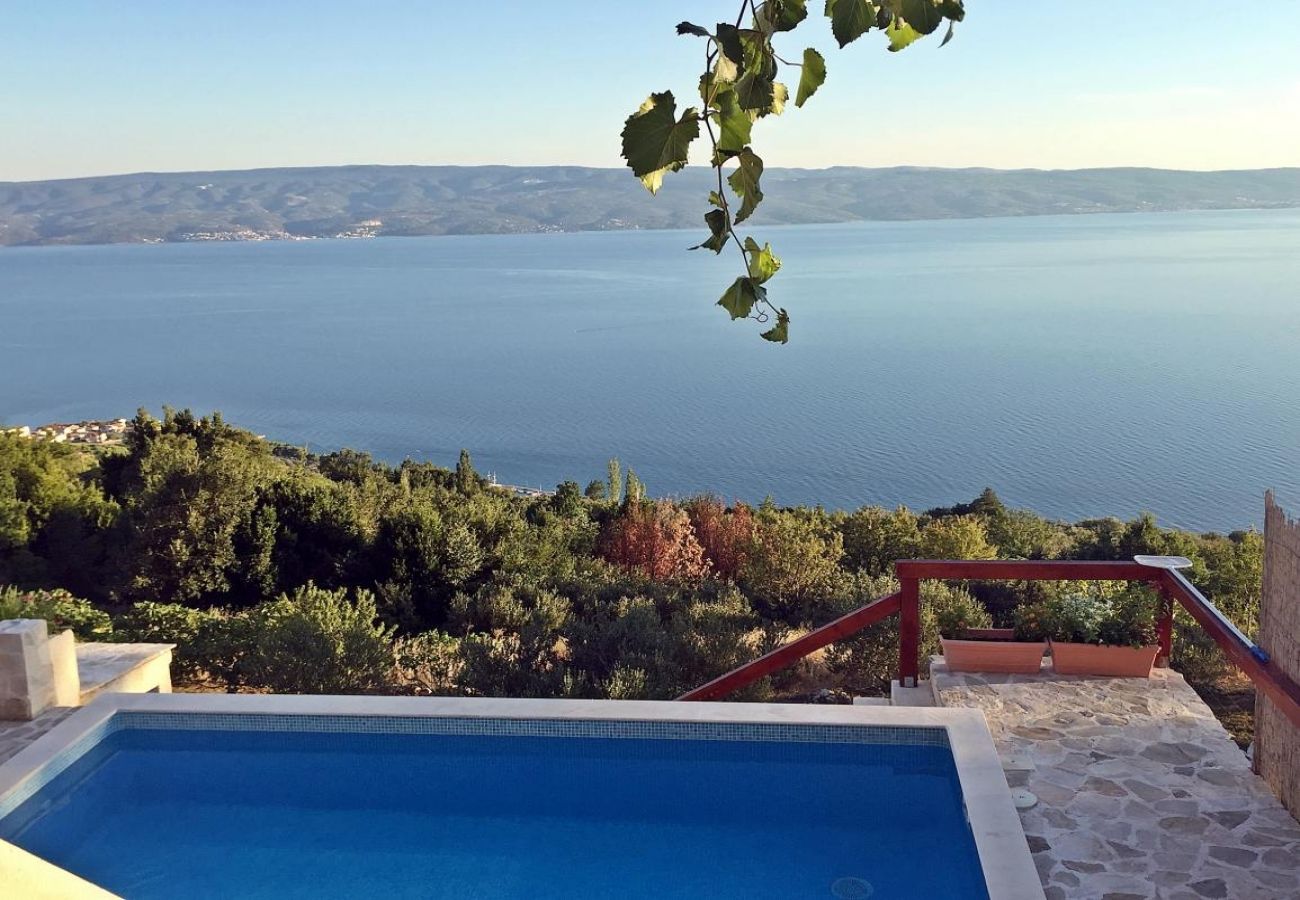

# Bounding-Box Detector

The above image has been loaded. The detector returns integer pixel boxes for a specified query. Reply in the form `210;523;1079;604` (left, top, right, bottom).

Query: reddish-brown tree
598;501;710;581
684;497;754;580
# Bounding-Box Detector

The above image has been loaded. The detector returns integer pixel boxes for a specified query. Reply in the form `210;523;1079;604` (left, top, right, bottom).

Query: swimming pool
0;696;1042;899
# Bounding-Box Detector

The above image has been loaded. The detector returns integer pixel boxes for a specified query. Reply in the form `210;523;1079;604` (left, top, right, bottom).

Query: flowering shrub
0;586;112;639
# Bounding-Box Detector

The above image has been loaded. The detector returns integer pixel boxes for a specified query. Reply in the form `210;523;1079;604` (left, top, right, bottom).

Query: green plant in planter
934;592;993;640
1014;586;1159;648
1096;586;1160;649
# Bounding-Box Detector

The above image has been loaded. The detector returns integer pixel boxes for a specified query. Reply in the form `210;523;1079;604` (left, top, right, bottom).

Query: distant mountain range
1;164;1298;247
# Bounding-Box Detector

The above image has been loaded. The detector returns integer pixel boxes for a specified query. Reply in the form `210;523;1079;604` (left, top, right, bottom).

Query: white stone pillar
0;619;58;720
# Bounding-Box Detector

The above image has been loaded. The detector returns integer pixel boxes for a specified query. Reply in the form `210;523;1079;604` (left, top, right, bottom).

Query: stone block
0;618;56;720
49;629;80;706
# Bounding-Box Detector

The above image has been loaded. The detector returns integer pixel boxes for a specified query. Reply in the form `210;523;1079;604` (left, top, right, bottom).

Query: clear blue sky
2;1;1298;181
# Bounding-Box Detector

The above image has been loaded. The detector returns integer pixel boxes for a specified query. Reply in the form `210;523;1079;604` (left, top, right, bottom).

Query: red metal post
898;576;920;687
1155;582;1175;668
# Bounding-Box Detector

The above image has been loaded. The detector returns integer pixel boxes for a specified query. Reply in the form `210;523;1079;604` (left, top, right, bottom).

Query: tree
917;515;998;561
584;479;606;501
598;501;709;581
741;507;844;619
607;458;623;505
455;449;479;495
622;0;966;341
116;416;275;605
838;505;922;575
623;468;645;506
684;496;754;579
551;480;585;518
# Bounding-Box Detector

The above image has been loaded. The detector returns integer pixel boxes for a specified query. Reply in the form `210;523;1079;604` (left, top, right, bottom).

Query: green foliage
455;449;479;495
114;601;223;682
619;92;701;194
0;585;112;640
607;458;623;505
1014;585;1160;648
933;589;993;639
741;506;844;619
838;505;921;575
0;421;1269;711
624;1;965;340
795;48;826;107
917;515;997;560
240;584;396;694
393;631;462;695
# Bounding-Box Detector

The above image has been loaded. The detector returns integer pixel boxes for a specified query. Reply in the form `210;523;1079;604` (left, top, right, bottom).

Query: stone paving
0;706;74;765
931;659;1300;900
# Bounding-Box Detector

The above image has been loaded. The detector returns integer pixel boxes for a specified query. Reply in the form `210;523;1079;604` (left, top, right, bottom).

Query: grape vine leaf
675;22;710;37
760;308;791;344
886;17;921;51
743;237;782;283
692;209;731;254
713;89;753;158
736;69;776;111
727;149;764;223
715;23;745;66
795;48;826;107
893;0;944;35
825;0;876;48
718;276;767;320
620;92;701;194
759;0;809;32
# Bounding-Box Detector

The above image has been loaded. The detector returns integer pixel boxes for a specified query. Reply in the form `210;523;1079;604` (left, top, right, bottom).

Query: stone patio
931;659;1300;900
0;707;74;766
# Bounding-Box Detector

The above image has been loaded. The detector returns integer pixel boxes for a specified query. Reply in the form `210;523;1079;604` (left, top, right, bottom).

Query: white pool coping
0;693;1044;900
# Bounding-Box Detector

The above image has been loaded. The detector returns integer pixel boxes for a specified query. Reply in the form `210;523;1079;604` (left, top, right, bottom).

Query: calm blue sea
1;727;987;899
1;209;1297;531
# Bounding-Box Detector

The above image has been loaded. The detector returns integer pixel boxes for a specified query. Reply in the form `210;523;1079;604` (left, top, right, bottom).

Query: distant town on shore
2;164;1298;247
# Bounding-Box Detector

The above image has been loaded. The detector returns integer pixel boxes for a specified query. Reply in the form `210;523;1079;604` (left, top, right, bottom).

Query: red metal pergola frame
678;558;1300;730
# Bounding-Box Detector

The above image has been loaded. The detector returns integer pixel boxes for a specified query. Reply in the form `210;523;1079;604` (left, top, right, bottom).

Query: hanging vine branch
620;0;966;343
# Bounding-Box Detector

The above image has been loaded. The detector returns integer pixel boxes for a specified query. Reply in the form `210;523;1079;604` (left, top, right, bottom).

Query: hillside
2;164;1299;247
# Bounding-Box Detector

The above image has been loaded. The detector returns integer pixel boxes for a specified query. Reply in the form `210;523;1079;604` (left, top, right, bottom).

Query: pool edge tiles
112;710;951;746
0;694;1045;900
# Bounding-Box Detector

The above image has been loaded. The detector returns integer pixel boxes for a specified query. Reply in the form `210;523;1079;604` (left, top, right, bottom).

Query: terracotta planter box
941;638;1046;674
1049;641;1160;677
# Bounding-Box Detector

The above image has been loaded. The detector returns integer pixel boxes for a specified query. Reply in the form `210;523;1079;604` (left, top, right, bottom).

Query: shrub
1015;585;1159;648
0;585;112;639
822;575;984;694
917;515;998;561
932;590;993;639
393;631;463;695
240;584;396;694
116;601;213;681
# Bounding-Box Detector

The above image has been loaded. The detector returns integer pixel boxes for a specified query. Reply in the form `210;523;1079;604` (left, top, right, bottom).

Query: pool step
850;679;936;708
850;696;890;707
890;679;937;707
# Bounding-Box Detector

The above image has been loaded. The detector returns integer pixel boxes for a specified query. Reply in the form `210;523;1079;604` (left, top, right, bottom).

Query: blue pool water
0;723;989;899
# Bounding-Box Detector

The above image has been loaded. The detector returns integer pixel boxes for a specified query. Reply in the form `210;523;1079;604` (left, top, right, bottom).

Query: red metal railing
678;591;901;701
677;558;1300;729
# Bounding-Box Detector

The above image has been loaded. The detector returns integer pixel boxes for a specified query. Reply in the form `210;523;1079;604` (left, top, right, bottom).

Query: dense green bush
240;584;396;694
1014;585;1160;648
0;585;112;639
